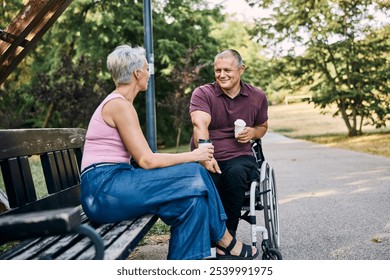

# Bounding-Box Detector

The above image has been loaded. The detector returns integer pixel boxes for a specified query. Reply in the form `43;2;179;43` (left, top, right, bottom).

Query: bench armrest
0;207;81;243
0;207;105;259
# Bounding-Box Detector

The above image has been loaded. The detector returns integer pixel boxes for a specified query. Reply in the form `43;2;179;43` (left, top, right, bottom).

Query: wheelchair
240;139;282;260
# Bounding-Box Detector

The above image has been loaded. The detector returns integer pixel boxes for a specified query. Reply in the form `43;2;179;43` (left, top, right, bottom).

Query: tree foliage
210;19;269;89
248;0;389;136
0;0;223;147
4;0;387;142
152;0;223;146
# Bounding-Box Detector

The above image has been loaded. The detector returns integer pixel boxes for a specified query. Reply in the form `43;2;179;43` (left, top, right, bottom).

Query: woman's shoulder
102;93;129;108
104;92;126;102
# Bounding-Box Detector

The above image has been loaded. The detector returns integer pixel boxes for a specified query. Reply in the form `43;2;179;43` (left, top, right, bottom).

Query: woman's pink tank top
81;93;131;170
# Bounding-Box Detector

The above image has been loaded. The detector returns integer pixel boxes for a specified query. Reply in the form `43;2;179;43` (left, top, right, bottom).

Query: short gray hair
214;49;244;68
107;45;146;85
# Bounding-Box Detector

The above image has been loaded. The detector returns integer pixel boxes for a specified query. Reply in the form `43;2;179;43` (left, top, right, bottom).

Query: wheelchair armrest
251;139;265;164
0;207;81;243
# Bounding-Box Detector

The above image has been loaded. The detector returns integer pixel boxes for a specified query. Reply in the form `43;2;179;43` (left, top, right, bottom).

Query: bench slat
1;185;81;216
25;229;92;260
3;234;80;260
62;150;78;186
1;157;37;208
82;220;136;259
103;214;158;260
0;128;86;159
1;214;159;260
19;156;36;201
41;152;62;194
54;151;69;190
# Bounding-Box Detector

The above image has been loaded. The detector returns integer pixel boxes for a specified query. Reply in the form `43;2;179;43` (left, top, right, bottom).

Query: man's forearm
193;126;210;146
252;123;268;140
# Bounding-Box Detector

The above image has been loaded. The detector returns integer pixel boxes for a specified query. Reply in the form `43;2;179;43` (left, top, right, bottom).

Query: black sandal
216;238;259;260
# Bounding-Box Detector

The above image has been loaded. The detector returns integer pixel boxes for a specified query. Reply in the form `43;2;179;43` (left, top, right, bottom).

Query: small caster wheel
262;248;282;260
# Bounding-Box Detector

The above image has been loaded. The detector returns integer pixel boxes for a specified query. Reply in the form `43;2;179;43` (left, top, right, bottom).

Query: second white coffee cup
234;119;246;137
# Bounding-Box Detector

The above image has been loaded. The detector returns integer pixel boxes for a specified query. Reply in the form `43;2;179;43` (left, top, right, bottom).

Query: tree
151;0;224;147
248;0;390;136
158;47;208;151
1;0;140;128
0;0;37;128
0;0;225;148
27;0;146;127
209;19;270;94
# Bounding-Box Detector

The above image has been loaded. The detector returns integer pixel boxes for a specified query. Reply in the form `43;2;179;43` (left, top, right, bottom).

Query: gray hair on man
107;44;146;85
214;49;244;68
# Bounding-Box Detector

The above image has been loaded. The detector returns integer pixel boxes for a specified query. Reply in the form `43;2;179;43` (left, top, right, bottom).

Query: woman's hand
193;145;221;174
202;157;222;174
192;145;214;162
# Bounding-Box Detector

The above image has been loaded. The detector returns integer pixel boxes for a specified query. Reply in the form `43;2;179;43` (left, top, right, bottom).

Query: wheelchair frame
240;139;282;260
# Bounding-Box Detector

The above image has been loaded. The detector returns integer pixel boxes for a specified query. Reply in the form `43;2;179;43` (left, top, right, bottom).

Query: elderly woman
80;45;258;260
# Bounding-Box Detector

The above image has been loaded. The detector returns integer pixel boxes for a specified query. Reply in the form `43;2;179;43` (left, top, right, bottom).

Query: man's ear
240;64;246;74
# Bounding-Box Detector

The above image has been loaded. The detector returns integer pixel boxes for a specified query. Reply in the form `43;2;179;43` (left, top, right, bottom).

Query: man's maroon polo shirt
189;81;268;161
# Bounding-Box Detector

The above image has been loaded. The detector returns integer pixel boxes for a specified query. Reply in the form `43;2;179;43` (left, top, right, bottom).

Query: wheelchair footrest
242;198;264;210
240;211;256;225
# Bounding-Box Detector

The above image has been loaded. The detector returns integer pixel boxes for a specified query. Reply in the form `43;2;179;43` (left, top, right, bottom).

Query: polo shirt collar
214;81;249;97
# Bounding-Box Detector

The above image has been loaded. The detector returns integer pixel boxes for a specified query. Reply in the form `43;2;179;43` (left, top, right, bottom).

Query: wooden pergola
0;0;157;150
0;0;73;85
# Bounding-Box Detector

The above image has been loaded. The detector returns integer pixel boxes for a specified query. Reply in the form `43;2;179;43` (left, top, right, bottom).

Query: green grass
138;219;170;246
302;132;390;157
0;241;19;254
268;102;390;158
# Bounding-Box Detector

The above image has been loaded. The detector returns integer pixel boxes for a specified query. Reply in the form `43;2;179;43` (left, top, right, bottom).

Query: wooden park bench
0;128;158;260
284;94;312;105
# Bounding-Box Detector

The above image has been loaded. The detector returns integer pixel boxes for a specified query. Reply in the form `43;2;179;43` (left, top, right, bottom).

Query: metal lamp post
143;0;157;151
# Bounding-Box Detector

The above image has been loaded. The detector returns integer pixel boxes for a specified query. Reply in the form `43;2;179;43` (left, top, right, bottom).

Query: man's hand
236;127;253;143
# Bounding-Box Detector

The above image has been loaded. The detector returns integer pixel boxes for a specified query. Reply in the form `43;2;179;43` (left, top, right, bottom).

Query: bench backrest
0;128;86;216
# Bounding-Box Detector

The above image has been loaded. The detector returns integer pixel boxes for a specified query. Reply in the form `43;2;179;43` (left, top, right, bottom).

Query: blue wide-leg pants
80;162;227;260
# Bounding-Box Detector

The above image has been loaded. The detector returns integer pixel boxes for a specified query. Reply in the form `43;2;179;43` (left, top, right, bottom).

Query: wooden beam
0;0;74;85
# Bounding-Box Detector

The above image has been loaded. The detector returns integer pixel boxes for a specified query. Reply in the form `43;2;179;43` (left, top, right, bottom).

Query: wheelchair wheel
262;165;280;249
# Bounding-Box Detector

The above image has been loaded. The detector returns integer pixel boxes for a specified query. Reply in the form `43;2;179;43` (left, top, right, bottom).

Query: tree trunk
42;102;55;128
358;115;364;135
175;126;182;153
338;101;358;136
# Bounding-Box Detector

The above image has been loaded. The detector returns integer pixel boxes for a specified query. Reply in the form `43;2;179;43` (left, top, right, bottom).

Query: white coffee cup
234;119;246;137
198;139;212;148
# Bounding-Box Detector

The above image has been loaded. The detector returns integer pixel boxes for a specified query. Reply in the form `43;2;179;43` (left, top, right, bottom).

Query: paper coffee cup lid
234;119;246;126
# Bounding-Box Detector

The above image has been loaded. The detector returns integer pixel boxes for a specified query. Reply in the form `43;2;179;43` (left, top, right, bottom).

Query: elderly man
190;49;269;237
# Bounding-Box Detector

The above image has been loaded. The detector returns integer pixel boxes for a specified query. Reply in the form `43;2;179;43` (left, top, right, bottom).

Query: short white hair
106;45;146;85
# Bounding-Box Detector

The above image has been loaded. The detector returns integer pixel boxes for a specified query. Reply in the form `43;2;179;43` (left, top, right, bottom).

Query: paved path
237;132;390;260
132;132;390;260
